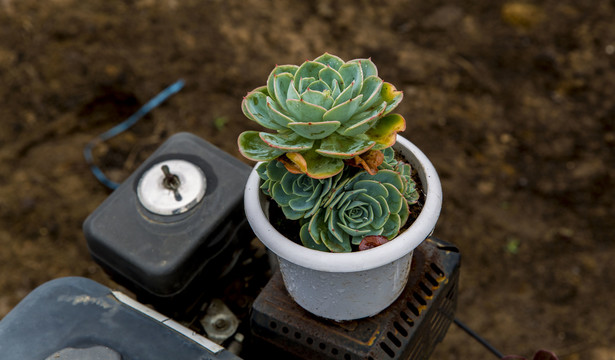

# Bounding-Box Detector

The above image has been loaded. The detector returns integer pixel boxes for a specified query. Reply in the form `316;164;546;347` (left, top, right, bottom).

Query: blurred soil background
0;0;614;359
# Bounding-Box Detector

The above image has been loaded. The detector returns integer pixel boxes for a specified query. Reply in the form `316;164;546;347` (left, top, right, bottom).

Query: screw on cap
161;165;182;201
137;160;206;215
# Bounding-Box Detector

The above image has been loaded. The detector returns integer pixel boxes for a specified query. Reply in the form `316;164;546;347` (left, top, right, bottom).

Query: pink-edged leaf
237;131;285;161
287;121;340;140
316;133;375;159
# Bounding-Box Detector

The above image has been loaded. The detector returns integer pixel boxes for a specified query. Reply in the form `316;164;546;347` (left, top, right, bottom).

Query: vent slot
406;301;419;316
430;263;445;277
387;331;402;348
419;281;433;297
393;321;408;337
400;310;414;326
379;342;395;358
413;292;427;306
425;272;439;287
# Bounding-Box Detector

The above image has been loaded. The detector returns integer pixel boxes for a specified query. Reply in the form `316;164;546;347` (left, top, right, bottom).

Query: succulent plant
257;160;344;220
238;53;406;179
379;147;420;204
299;169;410;252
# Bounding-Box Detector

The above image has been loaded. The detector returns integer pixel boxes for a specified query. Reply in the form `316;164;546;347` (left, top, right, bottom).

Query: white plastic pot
244;135;442;321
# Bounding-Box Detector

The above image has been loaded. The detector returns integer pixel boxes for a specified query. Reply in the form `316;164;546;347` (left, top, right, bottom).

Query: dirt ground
0;0;614;359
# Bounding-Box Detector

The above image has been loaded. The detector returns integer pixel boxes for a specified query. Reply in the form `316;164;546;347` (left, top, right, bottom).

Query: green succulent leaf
322;232;352;252
406;187;420;204
398;198;410;226
326;207;346;243
356;75;384;113
286;98;327;123
351;58;378;79
294;61;326;90
256;162;268;179
281;205;307;220
381;82;404;115
286;81;300;103
356;193;382;221
306;80;330;93
251;85;269;95
314;53;345;70
266;96;294;127
384;158;420;205
309;209;352;252
372;169;404;190
382;213;402;238
300;222;329;251
309;209;328;241
364;113;406;150
322;94;363;124
271;182;293;206
242;91;286;130
237;131;285;161
338;62;364;97
271;73;294;113
302;88;334;108
383;183;403;213
298;76;316;93
267;65;298;103
301;150;345;178
260;132;314;151
330;79;341;99
322;177;351;208
287;121;340;140
257;164;273;195
370;197;389;229
338;222;372;237
265;160;287;182
318;66;344;90
317;133;375;159
352;180;389;202
378;147;396;170
337;101;386;137
288;196;316;212
332;80;355;107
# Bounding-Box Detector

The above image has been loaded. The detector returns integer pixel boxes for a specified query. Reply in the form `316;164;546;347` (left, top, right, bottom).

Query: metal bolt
214;318;228;330
161;165;182;201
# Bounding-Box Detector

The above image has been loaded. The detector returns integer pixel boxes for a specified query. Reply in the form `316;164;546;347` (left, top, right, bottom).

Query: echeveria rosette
300;169;410;252
257;160;344;220
238;53;406;179
379;147;420;204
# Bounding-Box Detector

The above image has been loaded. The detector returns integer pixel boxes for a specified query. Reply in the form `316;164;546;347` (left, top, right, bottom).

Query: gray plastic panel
83;133;251;298
0;277;241;360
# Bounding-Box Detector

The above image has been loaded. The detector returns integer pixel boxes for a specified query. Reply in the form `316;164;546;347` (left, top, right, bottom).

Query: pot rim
244;135;442;273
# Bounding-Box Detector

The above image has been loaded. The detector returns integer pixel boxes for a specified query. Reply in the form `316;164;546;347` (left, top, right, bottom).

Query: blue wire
84;79;185;190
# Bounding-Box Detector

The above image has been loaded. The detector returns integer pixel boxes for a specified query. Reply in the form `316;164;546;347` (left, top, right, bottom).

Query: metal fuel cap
137;159;206;216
